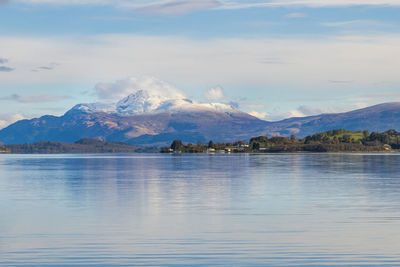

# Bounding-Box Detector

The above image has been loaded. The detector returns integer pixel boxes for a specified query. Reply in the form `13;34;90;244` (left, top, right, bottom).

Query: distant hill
265;103;400;137
3;138;154;154
0;89;399;146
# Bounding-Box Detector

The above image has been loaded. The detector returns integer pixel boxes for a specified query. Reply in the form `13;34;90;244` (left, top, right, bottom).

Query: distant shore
0;139;158;154
161;129;400;154
1;129;400;154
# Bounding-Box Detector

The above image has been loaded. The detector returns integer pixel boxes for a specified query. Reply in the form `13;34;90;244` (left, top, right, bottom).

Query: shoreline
0;150;399;155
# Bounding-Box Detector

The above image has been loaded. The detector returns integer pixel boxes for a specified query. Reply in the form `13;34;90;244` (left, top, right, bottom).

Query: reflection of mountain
0;90;400;146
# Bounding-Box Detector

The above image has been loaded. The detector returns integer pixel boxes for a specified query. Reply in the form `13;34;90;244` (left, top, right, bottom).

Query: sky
1;0;400;128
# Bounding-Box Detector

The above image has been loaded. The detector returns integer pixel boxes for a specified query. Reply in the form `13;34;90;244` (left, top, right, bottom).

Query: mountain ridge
266;102;400;137
1;94;400;145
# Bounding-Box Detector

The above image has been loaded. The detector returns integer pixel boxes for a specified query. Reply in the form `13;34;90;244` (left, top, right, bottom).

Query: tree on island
171;140;184;151
160;129;400;154
208;140;214;149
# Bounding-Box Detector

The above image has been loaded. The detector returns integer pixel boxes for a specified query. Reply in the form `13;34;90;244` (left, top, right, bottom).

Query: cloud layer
0;113;26;130
0;57;13;72
248;111;268;120
0;94;72;103
0;66;14;72
135;0;221;15
284;13;307;18
261;104;363;121
2;34;400;88
12;0;400;13
95;76;186;101
31;62;60;72
204;86;225;101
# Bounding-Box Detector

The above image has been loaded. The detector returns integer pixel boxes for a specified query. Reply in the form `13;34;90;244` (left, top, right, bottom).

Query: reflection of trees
56;155;256;216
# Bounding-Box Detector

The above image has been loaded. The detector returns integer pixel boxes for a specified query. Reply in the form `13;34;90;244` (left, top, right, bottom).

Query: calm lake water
1;153;400;266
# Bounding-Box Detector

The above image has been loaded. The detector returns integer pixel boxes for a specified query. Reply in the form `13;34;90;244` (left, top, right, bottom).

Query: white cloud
219;0;400;9
0;114;26;129
266;109;306;121
284;13;307;18
249;111;268;120
352;93;400;101
1;34;400;88
0;66;14;72
32;62;60;72
135;0;221;15
265;104;367;121
14;0;117;5
14;0;221;13
322;20;388;29
0;57;13;72
243;104;265;109
297;105;344;115
95;76;186;101
0;94;72;103
12;0;400;11
203;86;225;101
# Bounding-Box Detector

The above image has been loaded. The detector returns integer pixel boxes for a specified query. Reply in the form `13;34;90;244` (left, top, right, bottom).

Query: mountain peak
67;90;240;116
67;102;115;115
116;90;156;115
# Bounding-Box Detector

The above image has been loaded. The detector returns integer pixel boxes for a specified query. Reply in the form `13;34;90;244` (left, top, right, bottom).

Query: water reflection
1;153;400;266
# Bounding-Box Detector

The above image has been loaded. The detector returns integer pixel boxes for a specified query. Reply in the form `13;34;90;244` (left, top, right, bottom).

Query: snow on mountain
2;98;400;145
116;90;163;114
69;89;240;116
69;102;116;114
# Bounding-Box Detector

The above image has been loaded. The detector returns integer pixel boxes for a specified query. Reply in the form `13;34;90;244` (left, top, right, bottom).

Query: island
0;138;158;154
0;129;399;154
161;129;400;153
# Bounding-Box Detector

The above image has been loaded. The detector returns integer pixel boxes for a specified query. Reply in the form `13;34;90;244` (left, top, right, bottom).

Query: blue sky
1;0;400;127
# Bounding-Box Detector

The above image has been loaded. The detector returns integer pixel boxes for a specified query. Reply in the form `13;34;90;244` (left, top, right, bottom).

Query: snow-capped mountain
69;90;240;116
0;90;267;145
1;91;400;146
69;102;115;114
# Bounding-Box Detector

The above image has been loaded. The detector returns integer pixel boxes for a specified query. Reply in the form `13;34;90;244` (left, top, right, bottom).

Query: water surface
1;153;400;266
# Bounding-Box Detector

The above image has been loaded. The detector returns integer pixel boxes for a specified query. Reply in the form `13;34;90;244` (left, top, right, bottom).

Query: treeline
160;140;247;153
162;129;400;153
2;138;155;154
